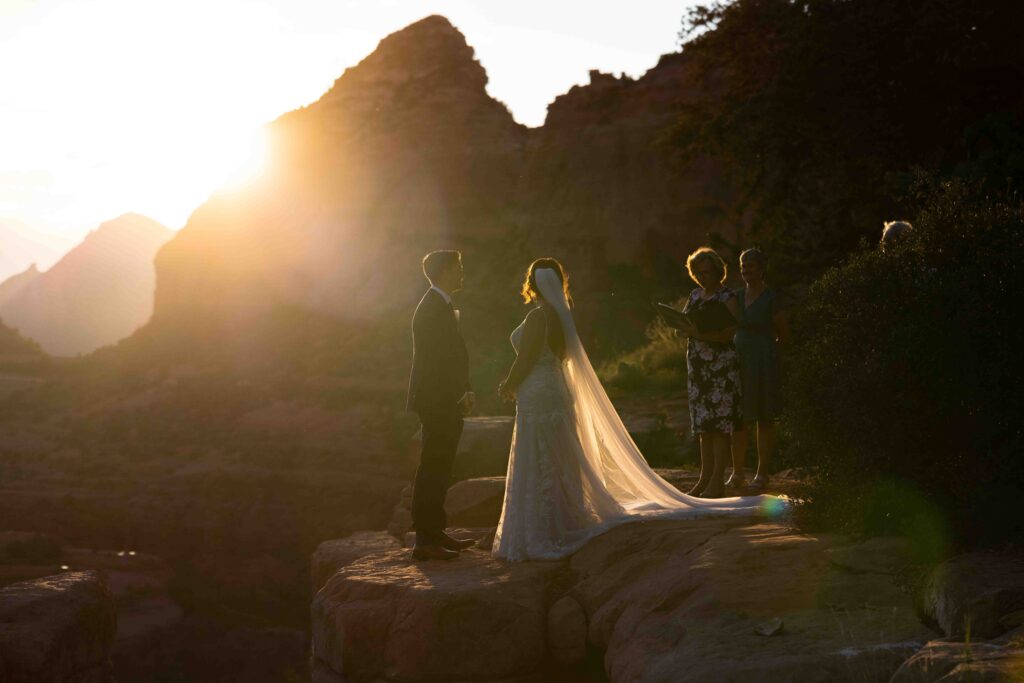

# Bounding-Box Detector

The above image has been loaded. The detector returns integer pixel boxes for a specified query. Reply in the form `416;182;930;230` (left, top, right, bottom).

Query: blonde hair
685;247;727;285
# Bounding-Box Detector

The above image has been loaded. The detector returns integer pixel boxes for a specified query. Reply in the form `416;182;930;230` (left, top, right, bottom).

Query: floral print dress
683;287;742;434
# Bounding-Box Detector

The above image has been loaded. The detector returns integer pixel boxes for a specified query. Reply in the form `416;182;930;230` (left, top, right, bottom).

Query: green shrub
674;0;1024;285
785;180;1024;548
599;306;688;394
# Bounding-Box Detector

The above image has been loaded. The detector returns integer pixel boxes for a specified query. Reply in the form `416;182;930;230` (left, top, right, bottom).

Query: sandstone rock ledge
312;520;937;682
312;547;564;683
0;570;117;682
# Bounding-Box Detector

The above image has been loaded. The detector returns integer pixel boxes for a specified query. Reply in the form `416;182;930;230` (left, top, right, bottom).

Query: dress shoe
724;473;746;490
412;544;458;561
440;533;475;551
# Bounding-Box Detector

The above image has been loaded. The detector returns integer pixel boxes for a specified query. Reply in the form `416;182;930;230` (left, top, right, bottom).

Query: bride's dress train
492;269;781;562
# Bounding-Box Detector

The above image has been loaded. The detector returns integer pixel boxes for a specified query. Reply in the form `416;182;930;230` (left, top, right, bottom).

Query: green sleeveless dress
734;288;783;422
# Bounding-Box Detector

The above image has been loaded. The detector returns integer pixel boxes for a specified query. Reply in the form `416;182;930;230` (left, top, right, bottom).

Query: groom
406;250;476;560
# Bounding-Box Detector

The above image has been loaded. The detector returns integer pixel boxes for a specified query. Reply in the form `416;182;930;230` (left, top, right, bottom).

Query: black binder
655;300;735;333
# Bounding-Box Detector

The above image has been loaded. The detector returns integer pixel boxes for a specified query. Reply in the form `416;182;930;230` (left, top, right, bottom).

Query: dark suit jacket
406;289;470;414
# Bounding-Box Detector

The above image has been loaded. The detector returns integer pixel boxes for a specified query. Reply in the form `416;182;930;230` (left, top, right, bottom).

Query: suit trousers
412;406;464;545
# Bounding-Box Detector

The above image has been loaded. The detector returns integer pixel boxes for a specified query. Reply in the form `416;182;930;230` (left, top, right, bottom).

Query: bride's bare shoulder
520;306;546;331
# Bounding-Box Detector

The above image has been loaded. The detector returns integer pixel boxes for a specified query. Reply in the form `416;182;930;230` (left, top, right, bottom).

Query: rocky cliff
145;15;735;375
311;520;935;683
311;489;1024;683
0;213;173;356
152;16;526;333
0;570;117;682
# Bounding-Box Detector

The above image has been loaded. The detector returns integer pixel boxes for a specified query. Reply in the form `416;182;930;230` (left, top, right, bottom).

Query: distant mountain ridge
0;219;76;283
0;264;41;308
0;213;173;356
0;317;44;359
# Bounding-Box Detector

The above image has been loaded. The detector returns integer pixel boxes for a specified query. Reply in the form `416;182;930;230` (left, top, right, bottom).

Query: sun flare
0;0;687;237
220;127;269;189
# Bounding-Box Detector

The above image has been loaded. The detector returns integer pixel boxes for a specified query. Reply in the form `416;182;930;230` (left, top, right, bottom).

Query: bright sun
220;127;269;188
0;0;328;231
0;0;688;235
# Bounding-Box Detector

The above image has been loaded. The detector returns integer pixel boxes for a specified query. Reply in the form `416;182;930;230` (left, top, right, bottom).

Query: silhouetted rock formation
0;213;172;356
146;15;736;370
153;16;525;339
524;54;733;276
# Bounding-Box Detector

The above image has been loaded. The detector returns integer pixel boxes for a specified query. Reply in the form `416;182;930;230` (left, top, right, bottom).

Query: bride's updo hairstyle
521;258;573;307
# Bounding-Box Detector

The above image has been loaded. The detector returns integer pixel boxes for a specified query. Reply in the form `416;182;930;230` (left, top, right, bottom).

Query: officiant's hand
675;322;697;337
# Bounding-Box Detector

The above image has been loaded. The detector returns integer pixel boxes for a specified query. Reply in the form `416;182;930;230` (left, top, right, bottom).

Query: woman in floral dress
678;247;742;498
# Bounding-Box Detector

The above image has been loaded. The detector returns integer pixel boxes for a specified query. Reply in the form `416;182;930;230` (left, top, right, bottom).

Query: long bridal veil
533;268;779;516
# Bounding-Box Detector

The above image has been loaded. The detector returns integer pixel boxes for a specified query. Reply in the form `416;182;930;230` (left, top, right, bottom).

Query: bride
493;258;780;562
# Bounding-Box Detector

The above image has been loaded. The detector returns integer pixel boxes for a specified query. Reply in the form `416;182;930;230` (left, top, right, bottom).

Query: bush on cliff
785;180;1024;550
675;0;1024;284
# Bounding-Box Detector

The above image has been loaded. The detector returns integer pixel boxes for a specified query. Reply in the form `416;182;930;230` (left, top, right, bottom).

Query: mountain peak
316;14;488;110
0;213;174;356
361;14;471;66
88;213;172;244
400;14;459;33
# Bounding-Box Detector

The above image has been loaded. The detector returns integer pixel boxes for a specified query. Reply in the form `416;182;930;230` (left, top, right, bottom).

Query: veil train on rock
493;268;784;561
534;267;779;516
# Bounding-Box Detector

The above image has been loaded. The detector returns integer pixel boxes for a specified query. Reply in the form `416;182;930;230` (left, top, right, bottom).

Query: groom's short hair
422;250;462;282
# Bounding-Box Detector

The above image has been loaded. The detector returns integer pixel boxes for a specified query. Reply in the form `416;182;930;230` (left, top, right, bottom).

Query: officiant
674;247;742;499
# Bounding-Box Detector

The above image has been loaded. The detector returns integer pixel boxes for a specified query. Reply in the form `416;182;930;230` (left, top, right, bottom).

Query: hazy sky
0;0;696;249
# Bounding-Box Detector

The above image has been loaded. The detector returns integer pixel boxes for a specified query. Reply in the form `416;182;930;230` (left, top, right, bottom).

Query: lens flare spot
761;497;787;518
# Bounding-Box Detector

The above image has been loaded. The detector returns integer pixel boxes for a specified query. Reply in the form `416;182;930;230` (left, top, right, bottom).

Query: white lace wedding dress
491;269;781;562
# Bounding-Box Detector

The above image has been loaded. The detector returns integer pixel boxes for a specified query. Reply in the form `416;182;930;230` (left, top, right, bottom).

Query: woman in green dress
728;248;790;492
